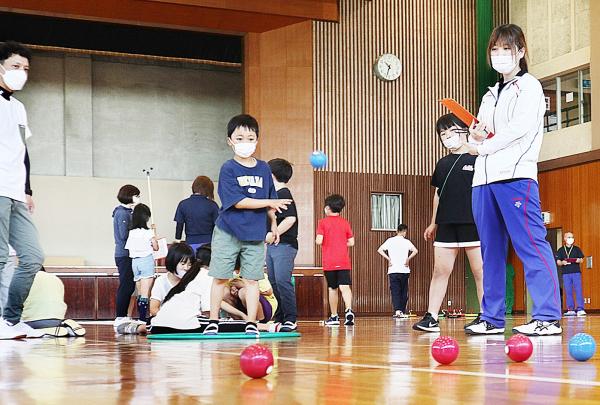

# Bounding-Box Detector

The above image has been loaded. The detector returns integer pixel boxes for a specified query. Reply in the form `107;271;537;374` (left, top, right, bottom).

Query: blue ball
310;151;328;169
568;333;596;362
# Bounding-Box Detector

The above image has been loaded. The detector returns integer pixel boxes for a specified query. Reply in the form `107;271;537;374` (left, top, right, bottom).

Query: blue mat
147;331;301;340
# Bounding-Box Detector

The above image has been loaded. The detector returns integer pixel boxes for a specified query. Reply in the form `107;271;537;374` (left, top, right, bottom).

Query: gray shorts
209;225;265;280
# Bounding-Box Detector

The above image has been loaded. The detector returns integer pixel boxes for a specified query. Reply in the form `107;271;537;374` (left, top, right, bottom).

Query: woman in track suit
464;24;562;337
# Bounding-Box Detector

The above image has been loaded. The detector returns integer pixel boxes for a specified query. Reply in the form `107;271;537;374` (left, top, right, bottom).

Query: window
371;193;402;231
542;66;591;133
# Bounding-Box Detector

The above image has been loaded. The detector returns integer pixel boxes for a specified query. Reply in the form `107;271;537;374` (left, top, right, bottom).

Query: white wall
30;175;220;265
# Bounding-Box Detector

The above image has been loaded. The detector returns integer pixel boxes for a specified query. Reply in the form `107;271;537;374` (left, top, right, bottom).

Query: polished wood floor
2;315;600;404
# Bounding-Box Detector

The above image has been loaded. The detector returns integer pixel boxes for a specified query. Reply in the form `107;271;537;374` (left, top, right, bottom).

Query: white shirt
379;235;416;274
150;273;177;303
473;73;545;186
0;95;32;202
150;267;213;330
125;228;155;258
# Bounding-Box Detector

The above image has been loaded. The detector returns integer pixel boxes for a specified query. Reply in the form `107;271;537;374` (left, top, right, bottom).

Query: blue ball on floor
568;333;596;362
310;151;328;169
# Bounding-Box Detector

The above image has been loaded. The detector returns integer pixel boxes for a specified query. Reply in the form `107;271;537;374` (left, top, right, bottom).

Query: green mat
147;331;301;340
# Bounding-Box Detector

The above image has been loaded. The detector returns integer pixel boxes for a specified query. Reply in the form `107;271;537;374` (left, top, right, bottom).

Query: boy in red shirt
316;194;355;326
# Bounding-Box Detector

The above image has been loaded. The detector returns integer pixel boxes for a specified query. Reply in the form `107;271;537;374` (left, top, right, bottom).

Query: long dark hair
163;244;211;304
129;203;151;230
165;242;195;273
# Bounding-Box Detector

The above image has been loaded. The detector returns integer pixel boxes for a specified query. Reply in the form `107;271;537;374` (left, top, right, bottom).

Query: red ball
505;334;533;362
240;344;275;379
431;336;459;365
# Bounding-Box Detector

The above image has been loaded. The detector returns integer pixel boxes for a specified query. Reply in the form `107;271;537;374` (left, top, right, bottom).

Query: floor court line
198;348;600;387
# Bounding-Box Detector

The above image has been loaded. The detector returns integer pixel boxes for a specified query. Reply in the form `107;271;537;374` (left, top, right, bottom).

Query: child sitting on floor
149;242;195;317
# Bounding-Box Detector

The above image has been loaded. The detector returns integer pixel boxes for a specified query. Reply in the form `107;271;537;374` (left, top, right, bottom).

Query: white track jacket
472;72;546;187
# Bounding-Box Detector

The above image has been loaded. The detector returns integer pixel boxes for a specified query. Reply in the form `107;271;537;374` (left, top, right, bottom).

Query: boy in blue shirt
204;114;292;336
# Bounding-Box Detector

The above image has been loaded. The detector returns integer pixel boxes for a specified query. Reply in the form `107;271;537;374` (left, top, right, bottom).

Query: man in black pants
377;224;418;318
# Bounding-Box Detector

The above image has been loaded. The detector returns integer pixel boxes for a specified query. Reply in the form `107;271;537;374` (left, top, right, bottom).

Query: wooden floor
2;315;600;404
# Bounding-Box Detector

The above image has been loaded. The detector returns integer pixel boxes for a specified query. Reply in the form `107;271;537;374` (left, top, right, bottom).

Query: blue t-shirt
216;159;277;241
174;194;219;244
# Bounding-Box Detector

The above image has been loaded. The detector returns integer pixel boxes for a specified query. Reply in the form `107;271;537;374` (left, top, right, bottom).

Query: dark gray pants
389;273;409;313
266;243;298;323
0;197;44;323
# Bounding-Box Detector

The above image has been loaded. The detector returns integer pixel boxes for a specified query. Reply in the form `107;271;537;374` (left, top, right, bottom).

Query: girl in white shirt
125;203;158;322
149;242;195;316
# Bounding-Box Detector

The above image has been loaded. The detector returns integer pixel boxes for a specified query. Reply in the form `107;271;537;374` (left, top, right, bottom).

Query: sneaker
12;322;45;338
464;313;482;330
344;309;355;326
116;320;146;335
280;321;298;332
0;318;26;340
412;313;440;333
563;310;576;317
324;315;340;326
464;319;504;335
203;321;219;335
512;319;562;336
267;322;282;332
393;311;409;319
113;317;132;331
245;322;259;336
577;310;587;317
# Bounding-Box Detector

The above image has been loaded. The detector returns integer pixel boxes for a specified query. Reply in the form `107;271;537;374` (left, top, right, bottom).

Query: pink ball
240;344;274;379
431;336;459;365
505;334;533;362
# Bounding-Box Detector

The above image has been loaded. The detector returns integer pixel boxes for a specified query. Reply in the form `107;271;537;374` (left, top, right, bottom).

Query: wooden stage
1;315;599;403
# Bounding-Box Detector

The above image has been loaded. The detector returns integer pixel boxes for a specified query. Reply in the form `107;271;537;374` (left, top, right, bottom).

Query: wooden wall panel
510;160;600;311
245;21;315;265
61;277;97;319
313;0;477;176
493;0;510;27
314;172;466;315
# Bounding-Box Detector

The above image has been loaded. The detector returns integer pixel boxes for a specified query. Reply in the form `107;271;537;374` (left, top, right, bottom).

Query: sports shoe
267;322;282;332
344;309;355;326
0;318;26;340
116;320;146;335
12;322;45;338
245;322;259;336
280;321;297;332
113;317;132;331
324;315;340;326
412;313;440;332
577;310;587;317
393;311;409;319
203;321;219;335
512;319;562;336
464;319;504;335
563;310;576;317
464;313;482;329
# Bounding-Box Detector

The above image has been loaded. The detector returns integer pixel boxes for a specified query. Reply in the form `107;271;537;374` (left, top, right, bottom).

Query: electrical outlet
448;300;452;307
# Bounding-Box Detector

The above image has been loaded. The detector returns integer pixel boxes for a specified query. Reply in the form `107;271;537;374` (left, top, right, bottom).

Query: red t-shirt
316;215;353;271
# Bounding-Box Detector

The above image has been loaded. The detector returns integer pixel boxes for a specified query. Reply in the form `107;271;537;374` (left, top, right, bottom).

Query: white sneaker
0;318;27;340
464;319;505;335
12;322;45;338
512;319;562;336
563;310;576;317
113;316;132;331
577;310;587;317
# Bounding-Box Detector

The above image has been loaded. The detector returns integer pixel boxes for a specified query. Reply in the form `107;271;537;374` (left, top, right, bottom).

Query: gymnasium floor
1;315;599;404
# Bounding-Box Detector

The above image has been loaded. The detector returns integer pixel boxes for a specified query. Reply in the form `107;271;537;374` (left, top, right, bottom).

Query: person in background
174;176;219;252
265;158;299;333
113;184;140;329
377;224;418;319
556;232;586;317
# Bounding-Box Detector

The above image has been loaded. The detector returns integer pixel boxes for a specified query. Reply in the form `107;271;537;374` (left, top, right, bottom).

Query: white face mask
132;196;141;205
566;237;575;245
175;268;187;278
442;134;462;150
0;66;27;91
232;142;257;158
491;54;519;75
